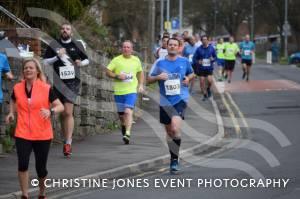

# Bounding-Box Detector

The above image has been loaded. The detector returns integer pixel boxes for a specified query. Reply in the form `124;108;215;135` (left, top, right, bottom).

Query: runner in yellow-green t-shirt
106;40;144;144
216;38;226;81
224;36;240;83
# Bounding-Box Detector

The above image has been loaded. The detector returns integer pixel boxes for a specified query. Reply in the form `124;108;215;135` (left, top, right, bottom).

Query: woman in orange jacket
5;58;64;199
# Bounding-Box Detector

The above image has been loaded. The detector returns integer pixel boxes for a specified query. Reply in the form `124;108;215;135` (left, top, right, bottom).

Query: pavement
0;86;223;199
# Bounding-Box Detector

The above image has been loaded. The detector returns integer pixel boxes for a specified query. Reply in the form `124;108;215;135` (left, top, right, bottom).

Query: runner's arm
2;56;13;80
147;60;159;84
184;61;195;83
106;68;118;79
5;99;16;124
80;59;89;66
43;42;59;65
43;56;59;65
4;71;13;80
185;73;194;81
137;71;145;93
76;41;89;66
137;71;144;86
154;48;160;59
192;48;200;67
147;75;160;84
50;99;64;114
211;47;217;62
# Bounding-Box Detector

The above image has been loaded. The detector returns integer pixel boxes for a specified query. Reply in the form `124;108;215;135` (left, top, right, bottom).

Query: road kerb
0;95;225;199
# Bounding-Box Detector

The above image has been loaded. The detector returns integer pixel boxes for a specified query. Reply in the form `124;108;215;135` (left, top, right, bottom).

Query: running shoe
207;87;212;98
123;134;130;145
170;159;180;173
190;90;196;95
121;126;126;136
246;76;249;82
228;80;231;83
63;144;72;157
242;72;246;79
224;74;228;80
202;94;208;101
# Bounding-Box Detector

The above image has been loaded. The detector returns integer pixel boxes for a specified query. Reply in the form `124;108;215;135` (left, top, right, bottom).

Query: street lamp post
167;0;170;22
160;0;164;35
284;0;289;59
251;0;255;40
179;0;182;31
213;0;217;37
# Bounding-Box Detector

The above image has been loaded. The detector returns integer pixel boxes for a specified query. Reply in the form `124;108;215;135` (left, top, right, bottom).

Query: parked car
289;52;300;64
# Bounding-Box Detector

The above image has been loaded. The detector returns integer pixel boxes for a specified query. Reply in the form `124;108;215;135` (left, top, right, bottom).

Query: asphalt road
58;62;300;199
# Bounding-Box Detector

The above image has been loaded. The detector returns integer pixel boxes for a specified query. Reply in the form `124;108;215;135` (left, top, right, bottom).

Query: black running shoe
207;87;212;98
242;72;246;79
121;125;126;136
123;134;130;145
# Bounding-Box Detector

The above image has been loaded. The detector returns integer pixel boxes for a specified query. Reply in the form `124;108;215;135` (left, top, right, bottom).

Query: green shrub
106;121;119;131
1;136;14;153
0;123;16;153
81;14;108;38
279;57;288;65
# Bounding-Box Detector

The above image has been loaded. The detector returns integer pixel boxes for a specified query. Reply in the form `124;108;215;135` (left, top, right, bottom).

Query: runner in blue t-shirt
0;52;14;132
192;35;216;101
182;36;198;95
148;37;194;174
240;34;255;81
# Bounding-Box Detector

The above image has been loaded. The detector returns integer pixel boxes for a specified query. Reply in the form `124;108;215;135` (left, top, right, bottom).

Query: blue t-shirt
149;57;193;106
240;41;255;60
182;44;198;63
192;45;216;72
0;53;11;103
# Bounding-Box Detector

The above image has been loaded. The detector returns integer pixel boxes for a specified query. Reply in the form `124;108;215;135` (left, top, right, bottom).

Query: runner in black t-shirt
43;23;89;157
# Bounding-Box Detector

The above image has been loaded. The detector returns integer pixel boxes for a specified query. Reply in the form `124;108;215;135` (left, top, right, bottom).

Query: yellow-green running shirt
107;55;143;95
224;42;240;60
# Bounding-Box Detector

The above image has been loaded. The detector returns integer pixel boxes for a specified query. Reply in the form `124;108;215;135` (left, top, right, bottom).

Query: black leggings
15;137;51;178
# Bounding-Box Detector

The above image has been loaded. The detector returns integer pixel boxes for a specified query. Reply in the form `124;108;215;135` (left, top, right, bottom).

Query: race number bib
202;59;211;67
120;72;133;82
59;65;75;79
227;48;234;54
244;50;251;56
189;54;193;62
164;79;180;95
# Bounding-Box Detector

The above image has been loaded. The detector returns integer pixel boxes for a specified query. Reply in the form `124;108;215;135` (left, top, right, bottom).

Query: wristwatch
50;108;55;115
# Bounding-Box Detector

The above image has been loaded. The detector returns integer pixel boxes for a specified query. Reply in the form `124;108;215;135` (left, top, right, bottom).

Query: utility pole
167;0;170;22
160;0;164;35
284;0;289;59
151;0;156;47
179;0;182;31
251;0;255;40
213;0;217;37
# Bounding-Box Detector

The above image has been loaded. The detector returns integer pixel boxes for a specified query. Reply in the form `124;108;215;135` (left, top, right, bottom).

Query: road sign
164;21;171;30
283;22;291;36
171;19;180;29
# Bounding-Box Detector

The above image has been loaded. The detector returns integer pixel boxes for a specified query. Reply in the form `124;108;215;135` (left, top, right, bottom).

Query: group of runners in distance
0;22;255;198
